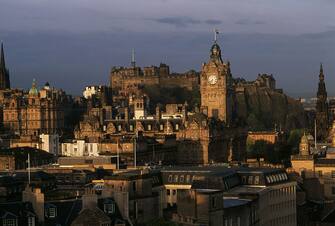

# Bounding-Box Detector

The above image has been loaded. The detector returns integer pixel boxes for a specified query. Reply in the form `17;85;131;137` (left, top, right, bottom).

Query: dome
210;42;223;63
28;79;39;96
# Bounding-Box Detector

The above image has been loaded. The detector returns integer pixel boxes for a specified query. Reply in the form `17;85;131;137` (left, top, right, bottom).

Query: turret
299;133;310;156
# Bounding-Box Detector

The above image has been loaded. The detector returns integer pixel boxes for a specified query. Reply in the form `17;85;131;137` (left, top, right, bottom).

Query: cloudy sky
0;0;334;96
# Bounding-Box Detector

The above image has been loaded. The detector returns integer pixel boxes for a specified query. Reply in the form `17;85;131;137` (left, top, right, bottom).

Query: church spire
319;63;324;81
0;42;10;89
316;63;328;141
0;42;5;69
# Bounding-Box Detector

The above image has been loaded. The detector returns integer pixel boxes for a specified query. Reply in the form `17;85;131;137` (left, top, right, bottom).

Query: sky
0;0;334;96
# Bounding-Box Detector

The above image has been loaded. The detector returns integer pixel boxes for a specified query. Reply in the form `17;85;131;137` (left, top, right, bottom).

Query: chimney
124;107;129;121
22;186;45;223
155;105;161;121
82;187;98;209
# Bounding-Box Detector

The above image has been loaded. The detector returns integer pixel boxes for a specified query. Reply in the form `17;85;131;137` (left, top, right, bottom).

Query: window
28;217;35;226
180;175;184;183
332;187;335;195
147;124;152;131
211;196;217;208
160;124;164;131
175;124;179;130
168;175;173;182
3;219;17;226
118;125;122;131
248;176;253;184
254;176;260;185
237;217;241;226
318;171;323;177
331;171;335;178
132;181;136;192
172;190;176;195
186;175;190;183
174;175;178;183
167;189;170;196
104;203;115;214
129;125;134;131
49;207;57;218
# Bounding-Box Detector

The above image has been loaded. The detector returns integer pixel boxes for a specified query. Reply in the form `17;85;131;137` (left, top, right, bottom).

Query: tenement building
93;166;297;226
2;80;68;136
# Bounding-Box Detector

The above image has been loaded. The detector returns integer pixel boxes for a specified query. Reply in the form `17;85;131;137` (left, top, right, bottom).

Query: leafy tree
287;129;304;154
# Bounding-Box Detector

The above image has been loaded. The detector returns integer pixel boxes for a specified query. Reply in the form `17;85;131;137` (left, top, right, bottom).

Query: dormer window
46;206;57;218
104;203;115;214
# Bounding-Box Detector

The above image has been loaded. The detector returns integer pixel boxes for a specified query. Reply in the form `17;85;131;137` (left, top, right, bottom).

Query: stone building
316;64;329;142
255;73;276;90
2;80;68;136
0;43;10;90
200;40;233;124
74;38;247;165
110;59;199;96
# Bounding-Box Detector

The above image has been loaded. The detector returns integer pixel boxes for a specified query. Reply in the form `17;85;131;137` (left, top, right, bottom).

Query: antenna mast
27;153;31;185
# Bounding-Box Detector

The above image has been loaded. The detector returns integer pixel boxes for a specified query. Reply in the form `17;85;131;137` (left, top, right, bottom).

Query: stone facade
2;81;68;136
110;63;199;96
200;42;233;124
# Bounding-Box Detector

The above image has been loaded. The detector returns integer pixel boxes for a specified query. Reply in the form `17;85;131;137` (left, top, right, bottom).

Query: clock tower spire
200;32;232;124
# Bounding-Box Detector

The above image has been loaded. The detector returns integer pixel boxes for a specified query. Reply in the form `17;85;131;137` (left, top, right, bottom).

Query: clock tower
200;38;233;124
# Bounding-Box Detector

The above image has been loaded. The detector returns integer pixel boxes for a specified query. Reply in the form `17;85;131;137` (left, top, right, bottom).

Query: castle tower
316;63;329;142
0;42;10;89
200;31;233;123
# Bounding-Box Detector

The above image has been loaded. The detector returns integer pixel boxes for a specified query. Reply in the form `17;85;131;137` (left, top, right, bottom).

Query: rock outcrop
234;81;305;131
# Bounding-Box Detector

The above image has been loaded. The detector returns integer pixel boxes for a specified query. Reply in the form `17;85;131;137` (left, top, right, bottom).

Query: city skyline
0;0;334;96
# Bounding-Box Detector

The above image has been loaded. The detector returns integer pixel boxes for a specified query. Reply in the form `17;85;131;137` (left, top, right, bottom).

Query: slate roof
44;199;82;226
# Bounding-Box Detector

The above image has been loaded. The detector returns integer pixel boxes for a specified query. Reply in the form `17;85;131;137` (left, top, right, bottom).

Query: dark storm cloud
151;17;222;28
204;19;222;25
235;19;266;25
152;17;201;27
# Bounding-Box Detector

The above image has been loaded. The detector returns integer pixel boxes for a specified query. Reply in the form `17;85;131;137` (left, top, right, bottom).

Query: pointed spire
319;63;324;81
0;42;5;68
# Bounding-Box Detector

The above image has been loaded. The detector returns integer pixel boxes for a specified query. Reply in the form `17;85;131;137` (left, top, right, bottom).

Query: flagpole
117;139;119;170
28;153;31;185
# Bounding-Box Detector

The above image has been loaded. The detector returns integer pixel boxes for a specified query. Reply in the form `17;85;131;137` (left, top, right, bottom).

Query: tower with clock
200;32;233;124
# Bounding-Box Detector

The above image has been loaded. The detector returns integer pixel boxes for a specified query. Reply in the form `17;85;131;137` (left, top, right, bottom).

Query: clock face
208;75;218;85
